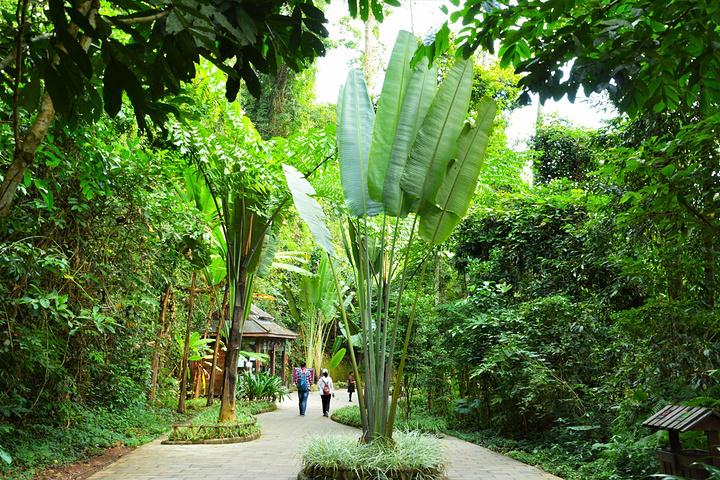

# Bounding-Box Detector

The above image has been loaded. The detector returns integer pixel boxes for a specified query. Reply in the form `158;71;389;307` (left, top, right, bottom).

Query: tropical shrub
237;371;290;403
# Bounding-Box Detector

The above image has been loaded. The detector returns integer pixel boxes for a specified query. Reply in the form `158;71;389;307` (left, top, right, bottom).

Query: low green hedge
332;405;447;435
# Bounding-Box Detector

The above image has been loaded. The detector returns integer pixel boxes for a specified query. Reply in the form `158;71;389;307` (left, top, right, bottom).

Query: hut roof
243;305;298;339
642;405;720;433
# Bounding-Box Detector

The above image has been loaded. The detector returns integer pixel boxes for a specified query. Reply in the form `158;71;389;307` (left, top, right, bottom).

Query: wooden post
707;430;720;467
669;431;682;452
255;339;262;371
281;341;287;384
178;272;197;414
149;284;172;403
271;340;276;376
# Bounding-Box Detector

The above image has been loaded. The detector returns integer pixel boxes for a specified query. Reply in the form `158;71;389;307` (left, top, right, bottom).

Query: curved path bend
89;390;562;480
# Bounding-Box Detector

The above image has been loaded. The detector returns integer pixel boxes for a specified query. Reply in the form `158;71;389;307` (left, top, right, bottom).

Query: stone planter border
161;430;261;445
162;417;259;445
297;466;446;480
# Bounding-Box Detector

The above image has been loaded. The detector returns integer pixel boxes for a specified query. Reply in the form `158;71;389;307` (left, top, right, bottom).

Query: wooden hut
643;405;720;479
192;305;297;397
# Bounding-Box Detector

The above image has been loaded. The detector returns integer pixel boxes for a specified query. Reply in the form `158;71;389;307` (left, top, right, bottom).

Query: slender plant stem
329;260;369;436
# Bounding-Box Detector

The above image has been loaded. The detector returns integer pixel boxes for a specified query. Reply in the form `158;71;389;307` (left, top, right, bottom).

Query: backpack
322;381;330;395
298;370;308;392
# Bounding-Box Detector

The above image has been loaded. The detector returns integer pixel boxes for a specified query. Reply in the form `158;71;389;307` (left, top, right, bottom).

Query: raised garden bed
162;417;260;445
298;465;445;480
298;431;446;480
162;403;264;445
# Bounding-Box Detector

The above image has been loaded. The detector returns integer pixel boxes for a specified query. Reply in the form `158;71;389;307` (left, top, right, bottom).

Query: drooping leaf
400;58;473;208
367;30;416;202
17;74;42;111
337;69;383;218
418;96;497;244
283;164;337;257
45;61;72;117
57;29;93;79
329;348;346;368
103;58;123;117
256;216;284;278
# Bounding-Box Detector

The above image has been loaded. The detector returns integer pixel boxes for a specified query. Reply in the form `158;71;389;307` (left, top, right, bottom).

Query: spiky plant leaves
282;164;336;258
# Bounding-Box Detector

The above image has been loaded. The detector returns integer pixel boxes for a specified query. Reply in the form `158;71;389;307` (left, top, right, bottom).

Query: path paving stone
89;389;562;480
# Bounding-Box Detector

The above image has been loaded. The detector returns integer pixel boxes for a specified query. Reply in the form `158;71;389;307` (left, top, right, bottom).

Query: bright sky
314;1;617;146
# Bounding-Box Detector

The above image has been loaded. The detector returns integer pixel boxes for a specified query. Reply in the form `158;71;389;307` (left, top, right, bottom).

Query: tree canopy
419;0;720;116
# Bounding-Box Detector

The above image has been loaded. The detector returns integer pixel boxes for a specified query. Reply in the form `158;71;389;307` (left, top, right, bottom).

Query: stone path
89;389;562;480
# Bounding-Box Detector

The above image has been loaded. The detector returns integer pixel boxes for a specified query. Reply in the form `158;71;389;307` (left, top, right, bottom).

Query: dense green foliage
396;120;720;479
2;396;202;478
420;0;720;117
2;1;719;478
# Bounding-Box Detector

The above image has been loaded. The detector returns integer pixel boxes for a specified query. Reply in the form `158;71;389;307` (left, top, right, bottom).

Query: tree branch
12;0;30;152
105;8;172;26
0;0;99;216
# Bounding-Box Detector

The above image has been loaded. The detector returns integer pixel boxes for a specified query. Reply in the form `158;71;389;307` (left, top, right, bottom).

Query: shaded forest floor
33;444;134;480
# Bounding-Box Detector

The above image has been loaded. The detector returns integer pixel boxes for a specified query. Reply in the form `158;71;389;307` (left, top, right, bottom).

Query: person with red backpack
317;368;335;417
294;361;314;416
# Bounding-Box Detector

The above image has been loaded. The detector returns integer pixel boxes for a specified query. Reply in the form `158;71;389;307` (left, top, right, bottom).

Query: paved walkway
90;389;562;480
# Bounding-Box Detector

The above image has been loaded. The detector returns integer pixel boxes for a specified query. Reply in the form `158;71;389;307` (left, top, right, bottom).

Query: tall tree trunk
178;271;197;413
363;11;378;92
0;91;55;216
703;233;716;307
206;283;229;406
149;284;172;403
218;271;248;421
0;0;98;216
434;253;441;306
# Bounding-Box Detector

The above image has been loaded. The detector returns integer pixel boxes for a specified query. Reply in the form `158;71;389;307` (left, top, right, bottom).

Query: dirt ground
33;444;134;480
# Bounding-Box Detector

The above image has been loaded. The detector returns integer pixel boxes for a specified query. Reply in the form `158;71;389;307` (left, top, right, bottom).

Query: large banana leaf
241;199;270;275
382;61;437;217
300;274;320;310
282;163;337;258
337;69;383;218
315;254;339;318
255;215;284;278
367;30;416;203
399;58;473;208
418;96;497;244
183;168;216;222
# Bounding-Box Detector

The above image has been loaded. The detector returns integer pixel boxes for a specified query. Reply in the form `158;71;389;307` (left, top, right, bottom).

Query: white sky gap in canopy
314;0;616;147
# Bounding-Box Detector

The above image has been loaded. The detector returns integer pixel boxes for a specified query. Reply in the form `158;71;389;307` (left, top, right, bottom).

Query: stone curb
161;430;261;445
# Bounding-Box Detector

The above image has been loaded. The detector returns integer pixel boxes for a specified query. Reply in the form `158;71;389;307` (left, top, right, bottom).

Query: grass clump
332;405;362;428
167;402;261;442
300;431;446;480
241;399;276;415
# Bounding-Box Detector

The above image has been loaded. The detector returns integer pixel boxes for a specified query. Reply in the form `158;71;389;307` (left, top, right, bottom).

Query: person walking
317;369;335;417
294;361;313;416
347;371;355;402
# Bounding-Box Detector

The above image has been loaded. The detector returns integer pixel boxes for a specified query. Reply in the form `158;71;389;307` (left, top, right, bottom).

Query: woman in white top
317;368;335;417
